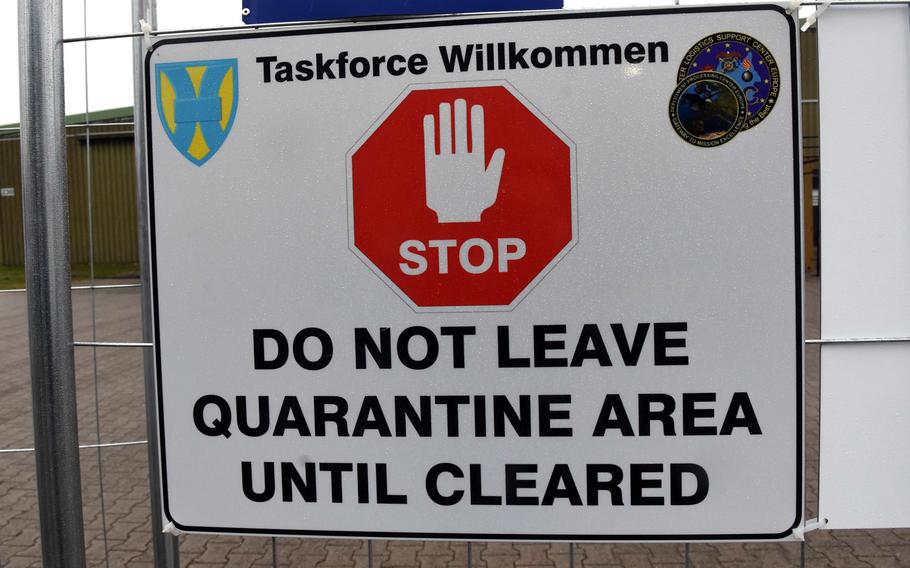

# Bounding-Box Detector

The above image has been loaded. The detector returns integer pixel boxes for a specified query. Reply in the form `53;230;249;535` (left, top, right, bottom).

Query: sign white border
146;4;804;541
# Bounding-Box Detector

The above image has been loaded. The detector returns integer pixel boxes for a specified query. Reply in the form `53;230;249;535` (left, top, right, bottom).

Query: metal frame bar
0;122;136;133
806;337;910;344
132;1;180;566
0;131;139;142
17;0;87;565
73;341;153;348
0;440;148;455
80;7;114;562
0;283;141;293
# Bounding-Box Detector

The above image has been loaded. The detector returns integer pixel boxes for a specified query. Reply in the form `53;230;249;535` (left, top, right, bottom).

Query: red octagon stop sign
348;83;576;310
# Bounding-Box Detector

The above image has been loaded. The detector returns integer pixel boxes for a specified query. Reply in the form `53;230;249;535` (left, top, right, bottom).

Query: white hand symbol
423;99;506;223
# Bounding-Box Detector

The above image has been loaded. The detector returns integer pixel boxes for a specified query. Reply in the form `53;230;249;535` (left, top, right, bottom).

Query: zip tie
801;1;830;31
792;517;828;539
787;0;802;14
139;17;153;50
163;521;183;536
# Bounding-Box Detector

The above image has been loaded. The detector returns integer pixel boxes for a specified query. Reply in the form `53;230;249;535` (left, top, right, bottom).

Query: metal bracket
792;517;828;539
162;521;183;536
139;6;153;51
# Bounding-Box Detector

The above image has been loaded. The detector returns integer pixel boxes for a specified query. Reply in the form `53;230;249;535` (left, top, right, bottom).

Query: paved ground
0;276;908;567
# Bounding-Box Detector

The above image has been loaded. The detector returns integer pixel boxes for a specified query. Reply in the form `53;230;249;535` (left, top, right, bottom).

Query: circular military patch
677;32;780;131
669;71;747;147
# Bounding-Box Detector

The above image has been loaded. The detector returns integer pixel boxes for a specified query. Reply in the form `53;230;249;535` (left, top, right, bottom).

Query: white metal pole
17;0;87;566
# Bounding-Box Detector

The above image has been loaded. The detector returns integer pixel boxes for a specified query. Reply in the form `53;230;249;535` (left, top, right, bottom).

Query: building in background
0;107;137;268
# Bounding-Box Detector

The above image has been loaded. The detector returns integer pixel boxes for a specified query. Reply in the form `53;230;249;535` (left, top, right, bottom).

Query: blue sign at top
242;0;563;24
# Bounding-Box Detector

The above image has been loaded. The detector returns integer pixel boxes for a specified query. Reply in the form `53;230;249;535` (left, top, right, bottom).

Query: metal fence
4;1;894;567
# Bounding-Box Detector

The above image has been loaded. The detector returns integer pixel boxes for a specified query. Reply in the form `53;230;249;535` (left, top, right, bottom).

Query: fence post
17;0;87;566
131;1;181;566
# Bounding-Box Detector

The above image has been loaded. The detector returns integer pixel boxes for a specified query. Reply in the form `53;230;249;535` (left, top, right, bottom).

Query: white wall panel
818;6;910;530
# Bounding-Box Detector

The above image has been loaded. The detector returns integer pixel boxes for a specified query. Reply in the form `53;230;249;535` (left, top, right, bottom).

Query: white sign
147;5;802;540
0;187;14;197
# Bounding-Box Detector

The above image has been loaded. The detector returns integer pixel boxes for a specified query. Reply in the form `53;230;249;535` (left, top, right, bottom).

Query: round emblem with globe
670;31;781;146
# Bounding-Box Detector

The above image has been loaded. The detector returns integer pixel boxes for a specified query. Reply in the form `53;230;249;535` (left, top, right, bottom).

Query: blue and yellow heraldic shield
156;59;238;166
